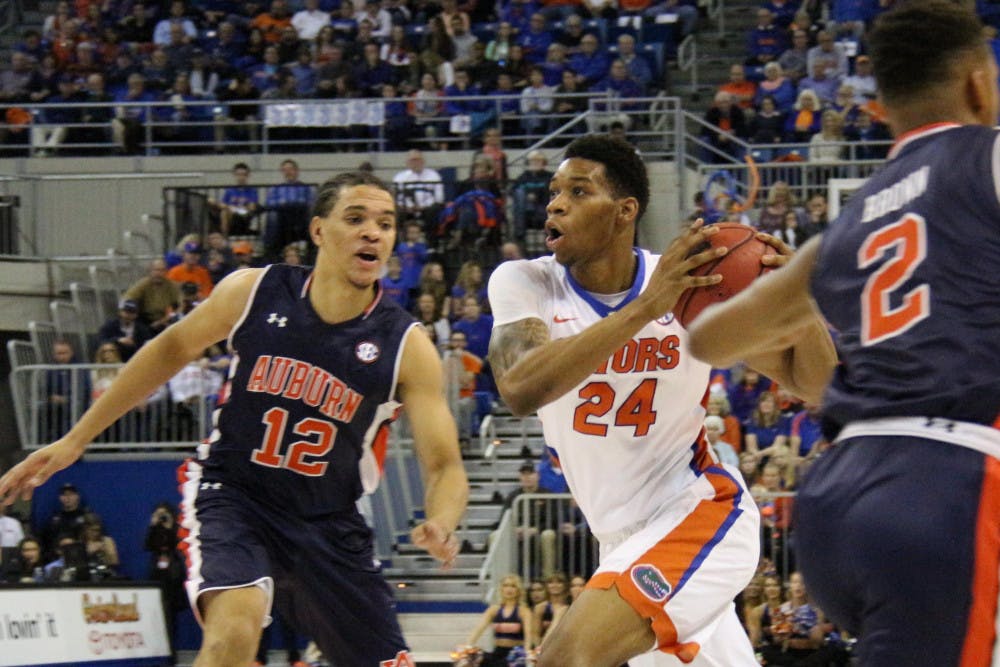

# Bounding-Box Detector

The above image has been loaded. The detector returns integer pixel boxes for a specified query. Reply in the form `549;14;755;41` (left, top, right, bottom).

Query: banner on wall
0;585;169;666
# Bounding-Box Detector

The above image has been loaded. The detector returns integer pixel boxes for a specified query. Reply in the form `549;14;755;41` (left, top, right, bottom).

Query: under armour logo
199;482;221;490
267;313;287;327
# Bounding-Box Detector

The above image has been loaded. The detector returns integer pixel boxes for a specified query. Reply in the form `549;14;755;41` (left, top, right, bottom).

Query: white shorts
587;463;760;666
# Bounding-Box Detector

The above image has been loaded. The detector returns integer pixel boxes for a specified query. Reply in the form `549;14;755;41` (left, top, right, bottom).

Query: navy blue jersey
205;264;417;517
812;124;1000;428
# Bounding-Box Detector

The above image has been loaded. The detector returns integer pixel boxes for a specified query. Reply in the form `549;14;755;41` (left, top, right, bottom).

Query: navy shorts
795;431;1000;666
178;459;409;667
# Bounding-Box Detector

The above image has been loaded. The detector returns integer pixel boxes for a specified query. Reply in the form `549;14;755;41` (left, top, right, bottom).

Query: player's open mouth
356;252;379;265
545;227;563;249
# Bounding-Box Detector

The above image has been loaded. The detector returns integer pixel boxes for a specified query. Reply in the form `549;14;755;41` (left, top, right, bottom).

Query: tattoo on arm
487;318;550;384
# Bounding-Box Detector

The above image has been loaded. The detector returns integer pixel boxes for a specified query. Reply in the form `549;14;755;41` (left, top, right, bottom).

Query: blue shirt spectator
396;227;430;290
517;13;554;64
746;9;787;65
500;0;540;35
789;408;823;458
444;70;486;114
568;34;610;87
616;34;653;91
760;0;799;29
381;257;411;310
452;298;494;360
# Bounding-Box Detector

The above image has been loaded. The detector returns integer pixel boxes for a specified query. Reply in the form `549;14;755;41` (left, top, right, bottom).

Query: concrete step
389;553;485;570
399;613;485;659
389;578;485;601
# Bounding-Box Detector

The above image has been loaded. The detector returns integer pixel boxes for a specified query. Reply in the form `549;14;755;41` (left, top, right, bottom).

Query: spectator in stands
727;366;769;422
30;74;86;157
809;108;845;163
263;159;313;261
443;330;483;447
214;72;261;152
617;34;655;93
74;72;113;151
451;15;480;66
510;150;552;244
798;60;840;106
450;260;488;317
783;88;822;142
534;572;571;646
705;414;739;466
27;52;59;104
0;503;24;555
208;162;260;236
501;44;532;88
408;72;446;147
15;29;48;63
274;24;303;65
41;483;89;559
381;254;411;310
291;0;330;40
354;42;396;97
119;2;155;45
42;1;73;42
98;298;152;362
0;52;36;104
125;258;181;333
453;293;494;365
476;126;509;183
2;536;43;583
163;22;196;74
830;83;861;128
415;292;451;351
252;0;294;44
166;242;214;299
355;0;392;39
90;343;124;408
807;30;848;81
746;8;786;66
587;59;644;134
749;94;784;145
844;103;891;159
568;33;608;88
204;21;245;72
486;21;515;64
249;45;286;93
797;193;827;241
153;0;197;46
397;221;430;294
520;65;556;136
702;91;747;161
439;0;471;37
539;42;568;87
519;13;555;65
778;29;810;83
381;25;417;79
842;53;877;103
40;340;88;443
230;240;257;268
553;67;586;120
167;346;224;440
142;48;176;94
420;261;451;319
704;392;740;454
444;68;486;140
188;50;220;99
754;60;796;113
489;71;521;138
393;148;446;231
329;3;358;43
112;72;158;155
80;512;119;575
747;574;787;650
66;41;103;82
145;502;185;665
417;16;456;87
744;391;791;461
466;574;535;663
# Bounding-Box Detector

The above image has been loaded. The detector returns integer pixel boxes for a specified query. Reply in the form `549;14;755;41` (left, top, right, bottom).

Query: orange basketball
674;223;771;328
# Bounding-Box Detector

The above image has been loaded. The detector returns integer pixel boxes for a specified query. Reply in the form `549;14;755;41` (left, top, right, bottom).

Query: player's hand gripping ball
674;222;773;328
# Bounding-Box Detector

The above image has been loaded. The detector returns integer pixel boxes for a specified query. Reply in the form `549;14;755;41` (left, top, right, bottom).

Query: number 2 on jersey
858;213;930;346
251;407;335;476
573;378;658;437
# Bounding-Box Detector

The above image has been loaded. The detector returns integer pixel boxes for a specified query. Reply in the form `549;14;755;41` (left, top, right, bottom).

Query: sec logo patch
630;564;672;603
356;341;380;363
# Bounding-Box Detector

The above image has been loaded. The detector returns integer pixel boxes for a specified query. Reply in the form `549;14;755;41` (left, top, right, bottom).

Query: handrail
677;34;699;92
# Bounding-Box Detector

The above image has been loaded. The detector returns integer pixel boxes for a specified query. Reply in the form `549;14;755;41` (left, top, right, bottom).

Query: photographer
442;331;483;450
145;502;185;666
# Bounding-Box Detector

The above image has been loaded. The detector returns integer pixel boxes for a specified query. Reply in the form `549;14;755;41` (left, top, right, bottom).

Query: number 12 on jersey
251;407;336;476
573;378;658;437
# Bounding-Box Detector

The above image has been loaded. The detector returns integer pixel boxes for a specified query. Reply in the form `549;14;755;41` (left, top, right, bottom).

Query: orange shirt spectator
166;243;214;298
719;64;757;110
251;2;293;44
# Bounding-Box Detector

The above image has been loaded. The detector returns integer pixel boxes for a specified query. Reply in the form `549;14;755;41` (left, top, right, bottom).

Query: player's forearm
423;459;469;534
61;329;200;447
494;305;653;416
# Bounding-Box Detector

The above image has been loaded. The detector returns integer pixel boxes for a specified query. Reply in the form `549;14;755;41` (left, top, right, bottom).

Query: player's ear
617;197;639;226
966;57;997;125
309;216;323;244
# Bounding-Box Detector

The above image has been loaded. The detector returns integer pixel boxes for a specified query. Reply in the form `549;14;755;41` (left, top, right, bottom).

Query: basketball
674;223;771;328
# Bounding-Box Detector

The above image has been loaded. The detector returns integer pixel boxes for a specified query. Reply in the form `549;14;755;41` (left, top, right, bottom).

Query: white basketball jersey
489;250;713;535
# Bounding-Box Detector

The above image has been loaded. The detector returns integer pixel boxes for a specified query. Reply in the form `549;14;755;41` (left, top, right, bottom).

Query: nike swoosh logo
553;315;577;323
